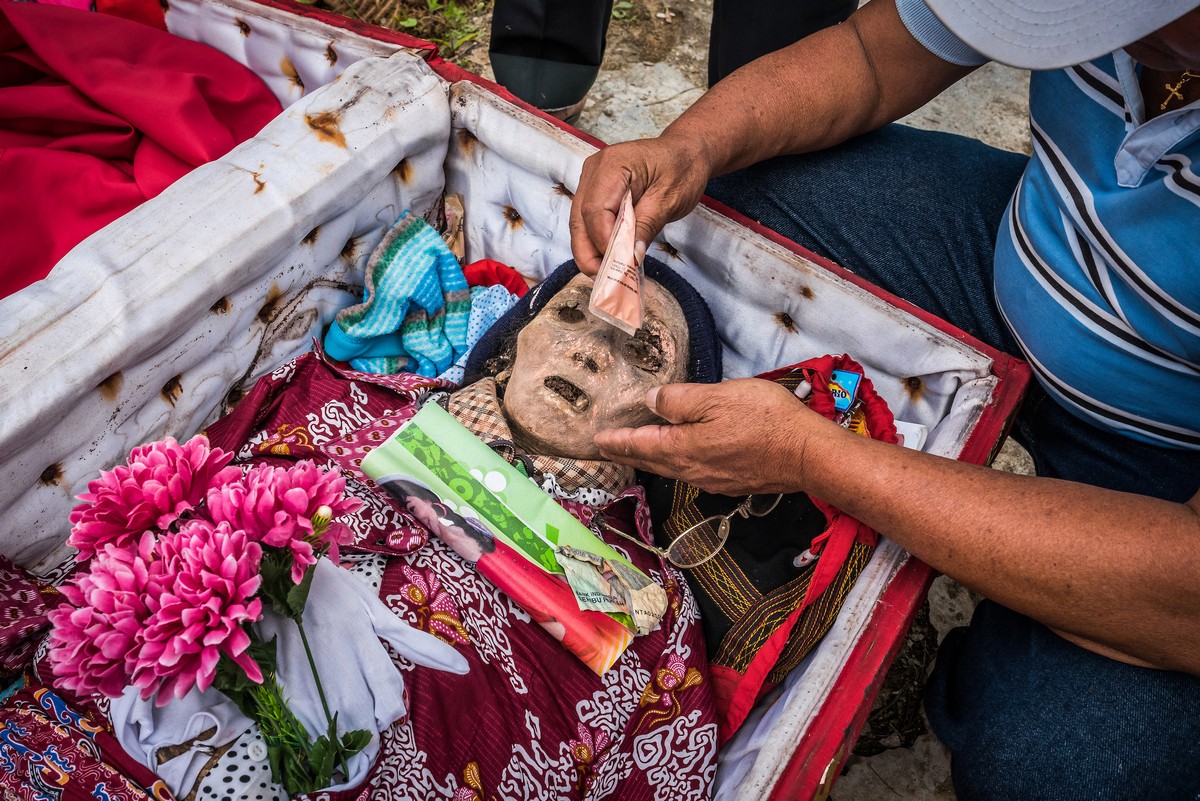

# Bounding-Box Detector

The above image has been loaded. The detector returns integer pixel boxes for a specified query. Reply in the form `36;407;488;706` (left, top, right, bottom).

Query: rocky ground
457;0;1031;151
455;2;1035;796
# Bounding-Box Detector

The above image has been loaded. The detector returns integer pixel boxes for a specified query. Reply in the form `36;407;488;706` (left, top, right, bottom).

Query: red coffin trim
231;0;439;56
767;557;936;800
429;59;610;149
225;0;612;148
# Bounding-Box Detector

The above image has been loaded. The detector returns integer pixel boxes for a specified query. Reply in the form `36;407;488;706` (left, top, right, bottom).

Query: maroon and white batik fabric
0;684;174;801
201;350;719;801
0;554;60;674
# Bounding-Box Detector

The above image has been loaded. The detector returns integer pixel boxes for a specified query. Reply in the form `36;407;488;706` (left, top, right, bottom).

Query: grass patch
316;0;491;64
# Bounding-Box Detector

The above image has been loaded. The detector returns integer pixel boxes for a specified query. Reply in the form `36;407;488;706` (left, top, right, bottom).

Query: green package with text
360;403;648;630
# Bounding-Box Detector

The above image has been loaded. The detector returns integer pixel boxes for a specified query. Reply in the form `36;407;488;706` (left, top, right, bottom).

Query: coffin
0;0;1030;796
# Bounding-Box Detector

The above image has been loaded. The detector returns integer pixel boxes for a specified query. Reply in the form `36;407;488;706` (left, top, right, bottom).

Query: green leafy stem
216;551;370;795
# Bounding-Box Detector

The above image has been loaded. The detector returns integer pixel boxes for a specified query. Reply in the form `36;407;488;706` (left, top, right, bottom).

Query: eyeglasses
595;494;784;569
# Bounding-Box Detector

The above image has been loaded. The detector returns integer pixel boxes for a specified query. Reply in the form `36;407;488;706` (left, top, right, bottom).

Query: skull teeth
544;376;590;411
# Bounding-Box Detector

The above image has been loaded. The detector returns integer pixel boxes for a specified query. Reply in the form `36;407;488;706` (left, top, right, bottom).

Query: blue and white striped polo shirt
898;0;1200;450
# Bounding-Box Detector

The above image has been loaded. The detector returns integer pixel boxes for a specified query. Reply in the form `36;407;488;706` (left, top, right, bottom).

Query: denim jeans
707;124;1200;800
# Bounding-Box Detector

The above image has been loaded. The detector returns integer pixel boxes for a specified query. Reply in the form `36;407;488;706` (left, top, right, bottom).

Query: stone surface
899;62;1031;156
584;61;706;144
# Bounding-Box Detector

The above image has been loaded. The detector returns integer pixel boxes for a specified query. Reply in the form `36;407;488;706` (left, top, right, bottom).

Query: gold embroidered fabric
447;378;635;496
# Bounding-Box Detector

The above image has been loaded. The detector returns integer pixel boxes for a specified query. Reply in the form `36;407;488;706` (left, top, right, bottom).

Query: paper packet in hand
589;189;644;335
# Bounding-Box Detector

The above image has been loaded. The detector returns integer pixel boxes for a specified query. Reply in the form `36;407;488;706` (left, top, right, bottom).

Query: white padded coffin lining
0;52;450;571
165;0;410;108
0;9;1005;796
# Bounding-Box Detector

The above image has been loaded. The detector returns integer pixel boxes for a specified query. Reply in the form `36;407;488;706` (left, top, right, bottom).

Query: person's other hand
593;379;850;495
569;133;713;276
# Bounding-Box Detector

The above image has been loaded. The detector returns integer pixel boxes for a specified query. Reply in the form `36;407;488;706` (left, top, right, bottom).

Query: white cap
924;0;1200;69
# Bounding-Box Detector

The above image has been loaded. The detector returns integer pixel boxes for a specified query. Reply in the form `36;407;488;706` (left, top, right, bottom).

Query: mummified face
502;274;690;459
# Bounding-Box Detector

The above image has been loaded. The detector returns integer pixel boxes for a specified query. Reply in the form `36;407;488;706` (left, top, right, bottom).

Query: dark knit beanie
464;257;722;385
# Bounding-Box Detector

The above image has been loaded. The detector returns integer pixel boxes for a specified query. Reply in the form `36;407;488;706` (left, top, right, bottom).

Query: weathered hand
569;133;713;276
593;379;850;495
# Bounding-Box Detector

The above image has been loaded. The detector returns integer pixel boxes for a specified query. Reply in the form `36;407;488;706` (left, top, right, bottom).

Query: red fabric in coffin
0;2;281;298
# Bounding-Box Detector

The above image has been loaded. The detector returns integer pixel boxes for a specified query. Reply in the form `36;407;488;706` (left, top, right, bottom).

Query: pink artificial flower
656;653;688;692
46;532;165;698
207;461;362;583
133;519;264;704
68;434;241;560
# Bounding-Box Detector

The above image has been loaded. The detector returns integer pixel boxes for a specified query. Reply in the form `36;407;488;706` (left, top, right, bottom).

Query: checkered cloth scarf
446;378;634;496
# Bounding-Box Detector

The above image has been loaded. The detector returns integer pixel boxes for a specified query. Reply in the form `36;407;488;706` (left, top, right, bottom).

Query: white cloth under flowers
111;557;469;795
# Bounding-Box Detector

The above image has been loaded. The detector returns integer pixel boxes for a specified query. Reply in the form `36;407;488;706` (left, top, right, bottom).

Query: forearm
801;428;1200;673
595;379;1200;670
662;0;974;176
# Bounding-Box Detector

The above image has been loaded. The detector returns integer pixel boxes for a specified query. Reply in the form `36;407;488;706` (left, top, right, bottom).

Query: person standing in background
489;0;856;122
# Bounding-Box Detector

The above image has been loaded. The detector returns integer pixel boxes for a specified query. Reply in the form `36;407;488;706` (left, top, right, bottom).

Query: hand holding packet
588;188;645;335
360;403;668;674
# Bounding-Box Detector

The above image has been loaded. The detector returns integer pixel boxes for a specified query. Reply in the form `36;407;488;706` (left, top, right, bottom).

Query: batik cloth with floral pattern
200;349;719;801
0;553;60;674
0;684;174;801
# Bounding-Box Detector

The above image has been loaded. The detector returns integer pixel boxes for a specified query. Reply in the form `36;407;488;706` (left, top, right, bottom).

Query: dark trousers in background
489;0;856;112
